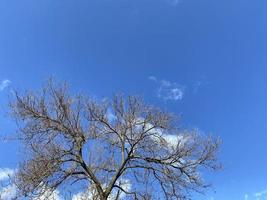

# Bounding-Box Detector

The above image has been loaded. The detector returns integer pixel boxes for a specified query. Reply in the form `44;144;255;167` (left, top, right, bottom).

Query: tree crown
10;81;220;200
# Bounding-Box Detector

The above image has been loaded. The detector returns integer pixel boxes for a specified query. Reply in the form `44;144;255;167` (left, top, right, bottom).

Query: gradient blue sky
0;0;267;199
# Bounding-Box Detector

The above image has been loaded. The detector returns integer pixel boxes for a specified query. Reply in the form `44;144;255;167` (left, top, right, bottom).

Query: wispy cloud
106;110;117;122
193;80;203;94
254;189;267;200
33;188;62;200
0;168;14;181
192;76;209;94
0;79;11;91
148;76;157;82
149;76;185;101
244;194;248;200
0;184;17;200
158;80;184;100
0;167;132;200
0;168;16;200
167;0;181;6
72;178;131;200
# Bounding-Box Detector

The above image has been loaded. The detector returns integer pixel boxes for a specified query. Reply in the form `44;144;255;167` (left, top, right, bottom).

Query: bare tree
10;81;220;200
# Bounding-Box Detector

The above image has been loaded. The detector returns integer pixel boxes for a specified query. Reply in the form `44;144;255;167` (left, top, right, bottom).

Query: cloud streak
149;76;185;101
0;79;11;91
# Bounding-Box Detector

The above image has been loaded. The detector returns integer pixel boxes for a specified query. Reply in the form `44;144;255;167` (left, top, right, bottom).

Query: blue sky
0;0;267;199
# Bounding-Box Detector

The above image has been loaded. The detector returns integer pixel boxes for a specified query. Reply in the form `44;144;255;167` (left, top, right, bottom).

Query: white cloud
0;168;16;200
106;110;116;122
0;79;11;91
149;76;185;101
142;121;189;151
161;134;188;149
33;187;62;200
113;178;132;199
193;80;203;94
192;77;209;94
72;191;92;200
158;80;184;100
72;186;96;200
148;76;157;82
167;0;181;6
72;179;132;200
0;168;14;181
255;189;267;200
0;169;61;200
0;184;17;200
244;194;248;200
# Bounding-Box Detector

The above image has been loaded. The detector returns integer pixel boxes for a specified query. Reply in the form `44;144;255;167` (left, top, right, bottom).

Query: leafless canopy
10;81;220;200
